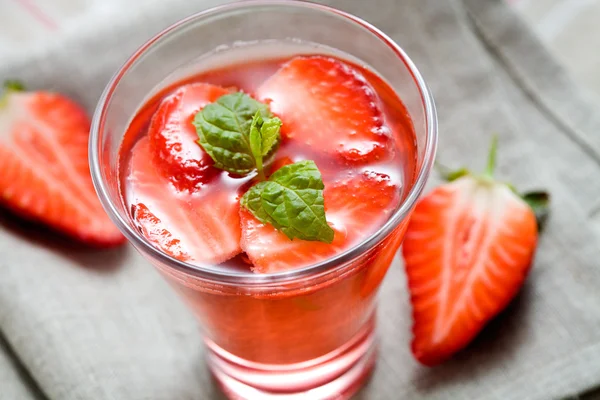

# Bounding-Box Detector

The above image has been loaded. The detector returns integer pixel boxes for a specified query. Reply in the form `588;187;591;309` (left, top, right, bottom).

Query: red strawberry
128;137;241;263
131;203;190;261
240;171;400;273
256;56;392;164
149;83;230;191
402;138;547;366
268;156;293;174
0;81;124;246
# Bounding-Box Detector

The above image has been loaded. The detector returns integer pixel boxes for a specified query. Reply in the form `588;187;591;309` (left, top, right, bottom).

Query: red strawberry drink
90;3;437;399
123;56;414;271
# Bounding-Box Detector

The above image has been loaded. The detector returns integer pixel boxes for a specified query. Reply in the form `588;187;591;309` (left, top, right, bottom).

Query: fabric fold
0;334;45;400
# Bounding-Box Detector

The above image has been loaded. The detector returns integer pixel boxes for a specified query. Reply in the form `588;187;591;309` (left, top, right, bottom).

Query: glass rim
89;0;438;286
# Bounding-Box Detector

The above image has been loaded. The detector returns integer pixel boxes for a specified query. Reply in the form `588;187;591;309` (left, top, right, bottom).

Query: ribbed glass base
207;318;377;400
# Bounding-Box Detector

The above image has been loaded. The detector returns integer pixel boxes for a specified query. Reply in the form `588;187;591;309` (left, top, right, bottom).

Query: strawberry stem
483;135;498;178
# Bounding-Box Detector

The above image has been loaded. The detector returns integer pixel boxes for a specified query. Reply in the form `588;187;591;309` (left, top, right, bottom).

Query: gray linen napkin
2;0;600;399
0;335;43;400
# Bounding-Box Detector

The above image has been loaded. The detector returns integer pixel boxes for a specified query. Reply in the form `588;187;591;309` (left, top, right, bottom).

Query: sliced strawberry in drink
256;56;392;164
268;156;294;174
132;203;191;261
149;83;230;191
128;137;241;263
0;82;125;246
239;208;346;274
240;171;400;273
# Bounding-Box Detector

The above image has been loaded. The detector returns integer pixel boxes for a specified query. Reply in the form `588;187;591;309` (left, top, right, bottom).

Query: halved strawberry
402;138;547;366
240;171;400;273
148;83;230;191
256;56;392;164
128;137;241;263
0;81;125;246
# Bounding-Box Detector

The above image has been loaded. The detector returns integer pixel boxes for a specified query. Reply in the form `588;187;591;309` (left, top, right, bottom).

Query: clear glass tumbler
89;1;437;399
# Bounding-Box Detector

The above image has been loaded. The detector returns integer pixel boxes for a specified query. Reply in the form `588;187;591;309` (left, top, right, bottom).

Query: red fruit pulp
118;51;418;365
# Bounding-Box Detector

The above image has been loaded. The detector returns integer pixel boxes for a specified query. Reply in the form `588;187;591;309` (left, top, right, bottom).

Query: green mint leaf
248;111;282;180
249;112;264;178
241;160;334;243
193;92;271;175
259;116;282;157
3;80;25;92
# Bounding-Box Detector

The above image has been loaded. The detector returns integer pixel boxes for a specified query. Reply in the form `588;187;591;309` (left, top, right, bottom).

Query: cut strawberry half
0;81;125;247
240;171;400;273
402;137;547;366
256;56;392;164
128;137;241;263
148;83;230;191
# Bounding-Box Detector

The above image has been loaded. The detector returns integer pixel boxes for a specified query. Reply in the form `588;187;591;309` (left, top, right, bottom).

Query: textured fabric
513;0;600;99
7;0;600;99
0;334;44;400
1;0;600;399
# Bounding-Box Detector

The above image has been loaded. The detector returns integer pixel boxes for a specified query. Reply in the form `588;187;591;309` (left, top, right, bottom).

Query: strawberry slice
149;83;230;191
240;171;400;273
268;156;294;174
0;81;125;246
401;138;546;366
256;56;392;164
131;203;190;261
128;137;241;263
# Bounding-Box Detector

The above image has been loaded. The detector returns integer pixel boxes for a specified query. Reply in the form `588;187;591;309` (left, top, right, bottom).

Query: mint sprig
241;161;334;243
249;111;282;180
194;92;332;243
193;92;280;175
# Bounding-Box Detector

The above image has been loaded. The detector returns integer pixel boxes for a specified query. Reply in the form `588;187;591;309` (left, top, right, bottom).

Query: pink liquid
120;55;417;273
118;52;417;399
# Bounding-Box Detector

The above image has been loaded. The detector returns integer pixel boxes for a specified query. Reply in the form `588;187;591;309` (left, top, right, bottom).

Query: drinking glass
89;1;437;399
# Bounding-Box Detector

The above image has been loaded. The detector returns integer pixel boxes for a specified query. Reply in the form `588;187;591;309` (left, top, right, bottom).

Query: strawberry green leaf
193;92;273;175
241;160;334;243
522;191;550;230
3;80;25;92
445;168;470;182
435;163;470;182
